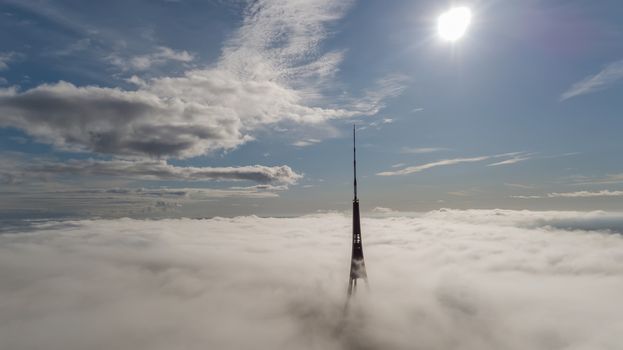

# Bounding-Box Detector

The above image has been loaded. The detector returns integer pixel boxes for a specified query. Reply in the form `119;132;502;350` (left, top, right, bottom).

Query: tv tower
348;125;368;297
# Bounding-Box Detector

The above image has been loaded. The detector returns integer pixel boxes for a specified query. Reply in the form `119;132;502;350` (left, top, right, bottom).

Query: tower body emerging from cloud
348;125;368;297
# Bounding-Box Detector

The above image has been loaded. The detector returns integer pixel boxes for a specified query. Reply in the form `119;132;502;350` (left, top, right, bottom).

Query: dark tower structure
348;125;368;297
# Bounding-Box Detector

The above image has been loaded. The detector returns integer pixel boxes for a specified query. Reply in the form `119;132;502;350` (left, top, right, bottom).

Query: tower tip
353;124;357;201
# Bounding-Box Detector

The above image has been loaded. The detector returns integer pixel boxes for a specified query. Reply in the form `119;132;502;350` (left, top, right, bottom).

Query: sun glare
437;7;472;42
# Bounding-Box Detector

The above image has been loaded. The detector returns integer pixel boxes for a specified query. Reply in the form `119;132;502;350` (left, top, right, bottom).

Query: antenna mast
353;125;358;201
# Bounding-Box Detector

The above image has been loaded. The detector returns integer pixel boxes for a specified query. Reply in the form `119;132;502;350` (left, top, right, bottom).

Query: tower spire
348;125;368;297
353;124;357;201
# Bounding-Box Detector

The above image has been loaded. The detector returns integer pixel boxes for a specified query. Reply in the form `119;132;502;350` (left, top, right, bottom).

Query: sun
437;7;472;42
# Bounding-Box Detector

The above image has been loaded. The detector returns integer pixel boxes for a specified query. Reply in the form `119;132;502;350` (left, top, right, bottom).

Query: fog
1;210;622;349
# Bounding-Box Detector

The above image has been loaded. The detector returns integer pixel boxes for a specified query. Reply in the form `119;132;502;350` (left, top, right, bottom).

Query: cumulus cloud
0;82;248;157
0;0;404;159
560;59;623;101
1;210;623;349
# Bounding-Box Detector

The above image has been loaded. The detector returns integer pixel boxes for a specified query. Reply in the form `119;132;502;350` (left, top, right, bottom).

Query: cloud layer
1;210;622;349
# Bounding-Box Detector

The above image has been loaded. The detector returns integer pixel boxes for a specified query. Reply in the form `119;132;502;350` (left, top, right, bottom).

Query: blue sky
1;0;623;218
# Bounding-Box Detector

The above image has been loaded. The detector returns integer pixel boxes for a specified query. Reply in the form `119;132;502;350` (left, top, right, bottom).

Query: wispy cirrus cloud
487;154;533;167
489;152;577;167
292;139;321;147
377;156;490;176
560;59;623;101
357;117;394;131
108;46;195;71
504;183;535;189
378;152;524;176
567;173;623;186
400;147;448;154
513;190;623;199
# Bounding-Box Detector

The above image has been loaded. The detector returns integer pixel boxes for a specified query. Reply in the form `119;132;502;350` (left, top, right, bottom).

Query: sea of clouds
1;209;623;350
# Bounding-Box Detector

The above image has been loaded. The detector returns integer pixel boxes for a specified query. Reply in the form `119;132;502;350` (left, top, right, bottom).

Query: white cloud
560;59;623;101
1;210;623;349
